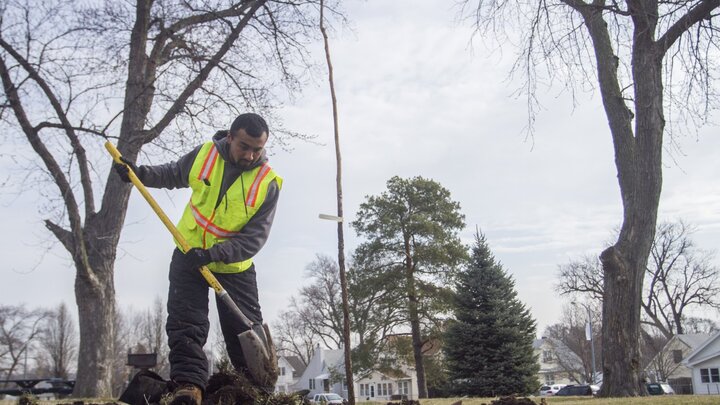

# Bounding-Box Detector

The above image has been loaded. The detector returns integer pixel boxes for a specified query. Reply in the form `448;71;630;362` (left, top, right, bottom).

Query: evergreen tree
445;231;539;396
352;176;467;398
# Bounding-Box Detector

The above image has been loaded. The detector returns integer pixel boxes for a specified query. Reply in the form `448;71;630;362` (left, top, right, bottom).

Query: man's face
228;128;268;168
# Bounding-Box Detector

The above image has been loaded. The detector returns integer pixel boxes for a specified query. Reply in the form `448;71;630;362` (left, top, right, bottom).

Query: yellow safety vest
175;141;282;273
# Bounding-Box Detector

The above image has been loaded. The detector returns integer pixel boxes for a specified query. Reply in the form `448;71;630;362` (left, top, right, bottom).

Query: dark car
646;382;675;395
554;384;599;396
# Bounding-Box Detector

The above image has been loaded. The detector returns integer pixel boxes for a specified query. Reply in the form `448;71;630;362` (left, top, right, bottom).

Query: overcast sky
2;0;720;342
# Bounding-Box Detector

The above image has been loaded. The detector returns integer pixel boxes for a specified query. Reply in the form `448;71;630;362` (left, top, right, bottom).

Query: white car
539;384;566;396
310;393;345;405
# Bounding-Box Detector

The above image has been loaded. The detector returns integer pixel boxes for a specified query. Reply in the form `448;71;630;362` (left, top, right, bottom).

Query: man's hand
113;156;139;183
185;248;212;268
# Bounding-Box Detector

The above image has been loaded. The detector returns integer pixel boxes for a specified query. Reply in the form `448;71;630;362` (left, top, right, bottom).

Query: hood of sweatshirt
212;130;268;171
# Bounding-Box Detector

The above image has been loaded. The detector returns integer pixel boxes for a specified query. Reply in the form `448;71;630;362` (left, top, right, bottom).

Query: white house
275;355;307;394
644;333;709;394
292;346;420;402
533;337;585;386
683;331;720;395
292;347;346;398
355;368;417;402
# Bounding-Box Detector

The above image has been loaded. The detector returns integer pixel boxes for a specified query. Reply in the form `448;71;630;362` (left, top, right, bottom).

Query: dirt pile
486;395;540;405
199;370;307;405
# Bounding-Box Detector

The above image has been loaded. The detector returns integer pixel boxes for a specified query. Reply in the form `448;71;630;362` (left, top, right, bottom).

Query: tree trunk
72;215;122;396
74;267;115;396
580;2;664;397
404;267;427;398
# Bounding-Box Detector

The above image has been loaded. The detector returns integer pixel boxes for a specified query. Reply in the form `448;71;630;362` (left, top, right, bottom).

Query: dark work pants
166;248;263;389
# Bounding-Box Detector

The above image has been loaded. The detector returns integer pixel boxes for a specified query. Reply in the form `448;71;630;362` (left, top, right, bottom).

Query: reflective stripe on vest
198;145;219;183
190;202;241;239
175;142;282;273
246;164;271;207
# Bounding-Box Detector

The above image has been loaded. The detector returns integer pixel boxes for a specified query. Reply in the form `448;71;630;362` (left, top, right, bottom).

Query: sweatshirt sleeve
136;145;202;189
206;179;280;264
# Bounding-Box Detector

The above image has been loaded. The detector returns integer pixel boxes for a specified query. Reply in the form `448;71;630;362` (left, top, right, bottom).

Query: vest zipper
240;171;249;217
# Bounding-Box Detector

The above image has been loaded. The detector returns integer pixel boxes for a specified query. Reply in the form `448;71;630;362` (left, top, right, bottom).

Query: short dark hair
230;113;269;138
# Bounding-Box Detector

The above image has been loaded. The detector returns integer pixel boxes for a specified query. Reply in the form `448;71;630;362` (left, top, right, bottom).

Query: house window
342;380;348;390
309;379;316;389
280;367;286;376
701;368;720;383
543;350;553;362
360;383;374;397
544;374;554;384
399;381;409;395
672;350;683;364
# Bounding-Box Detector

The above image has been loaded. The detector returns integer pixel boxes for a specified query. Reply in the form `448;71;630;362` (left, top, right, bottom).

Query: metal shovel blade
238;323;279;389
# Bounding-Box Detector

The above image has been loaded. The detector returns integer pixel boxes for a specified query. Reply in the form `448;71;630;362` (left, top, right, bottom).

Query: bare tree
130;296;169;378
463;0;720;396
110;307;133;397
0;0;329;396
37;302;77;380
682;317;719;334
273;254;405;374
644;221;720;338
557;255;604;301
558;220;720;339
273;310;317;366
544;303;603;385
0;305;48;381
292;254;346;349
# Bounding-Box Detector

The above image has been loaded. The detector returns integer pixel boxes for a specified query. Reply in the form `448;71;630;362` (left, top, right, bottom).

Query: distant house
292;347;346;398
291;345;420;402
275;355;307;394
683;331;720;395
644;333;709;394
533;337;584;387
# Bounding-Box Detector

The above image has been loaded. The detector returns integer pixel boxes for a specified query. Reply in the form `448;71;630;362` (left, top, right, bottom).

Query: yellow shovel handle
105;141;225;295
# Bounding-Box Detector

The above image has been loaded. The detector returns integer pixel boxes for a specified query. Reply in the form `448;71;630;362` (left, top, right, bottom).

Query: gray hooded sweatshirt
136;131;280;265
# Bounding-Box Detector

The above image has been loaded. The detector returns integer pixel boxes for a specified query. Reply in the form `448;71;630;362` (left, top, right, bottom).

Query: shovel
105;141;279;389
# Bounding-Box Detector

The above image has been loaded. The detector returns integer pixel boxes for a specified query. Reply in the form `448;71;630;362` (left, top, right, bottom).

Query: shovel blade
238;323;279;389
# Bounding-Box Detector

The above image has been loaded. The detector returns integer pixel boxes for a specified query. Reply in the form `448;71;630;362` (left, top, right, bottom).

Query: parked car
539;384;566;396
310;393;346;405
554;384;600;396
646;382;675;395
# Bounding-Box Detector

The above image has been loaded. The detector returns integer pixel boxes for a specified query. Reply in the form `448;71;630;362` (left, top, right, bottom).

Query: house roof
285;356;307;377
645;333;711;370
324;349;345;369
683;331;720;367
378;367;410;379
677;333;712;350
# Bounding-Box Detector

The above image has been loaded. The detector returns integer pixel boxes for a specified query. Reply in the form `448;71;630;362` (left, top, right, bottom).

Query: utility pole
572;301;597;384
319;1;355;403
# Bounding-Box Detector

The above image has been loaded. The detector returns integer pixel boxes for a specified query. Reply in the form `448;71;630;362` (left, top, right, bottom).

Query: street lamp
572;301;596;384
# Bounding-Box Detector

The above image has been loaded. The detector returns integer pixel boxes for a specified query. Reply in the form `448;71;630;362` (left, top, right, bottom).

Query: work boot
169;383;203;405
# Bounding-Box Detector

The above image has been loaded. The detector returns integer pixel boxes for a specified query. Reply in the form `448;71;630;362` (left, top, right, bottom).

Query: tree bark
404;239;428;398
578;0;664;396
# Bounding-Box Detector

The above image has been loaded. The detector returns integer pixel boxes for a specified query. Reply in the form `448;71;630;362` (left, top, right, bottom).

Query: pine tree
445;231;539;396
